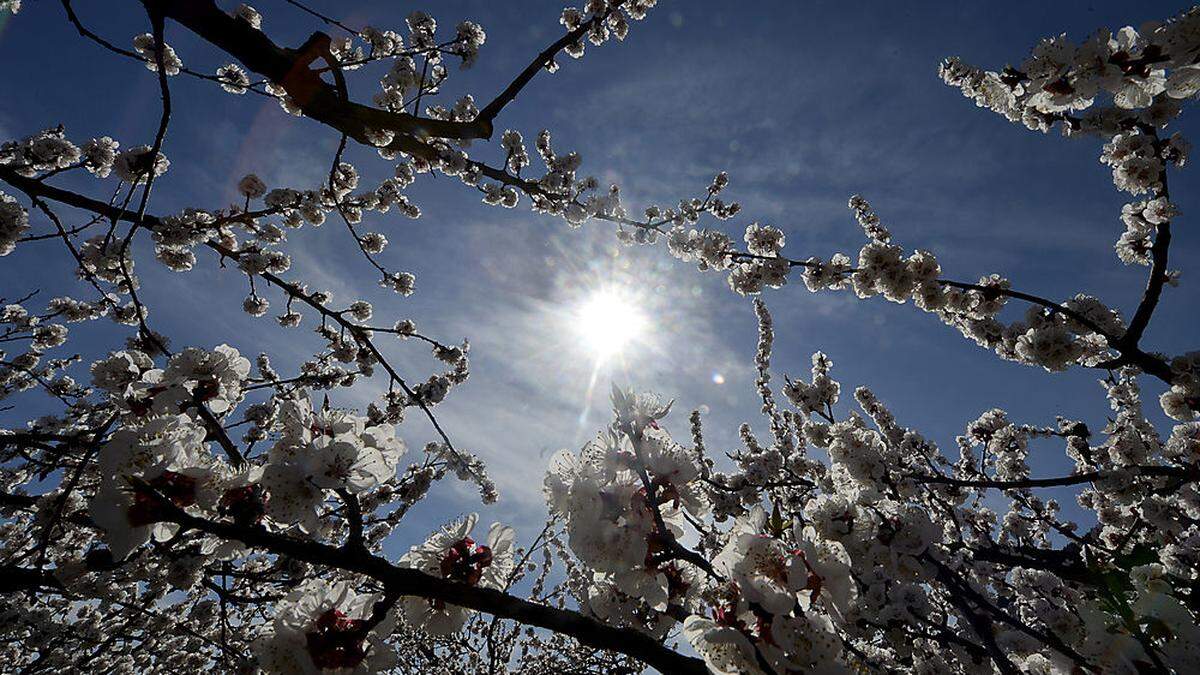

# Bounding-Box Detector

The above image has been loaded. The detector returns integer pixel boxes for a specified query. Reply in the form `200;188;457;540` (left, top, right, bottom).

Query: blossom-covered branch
1;1;1199;673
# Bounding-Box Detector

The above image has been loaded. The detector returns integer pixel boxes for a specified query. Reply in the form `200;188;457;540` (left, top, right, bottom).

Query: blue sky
2;0;1198;545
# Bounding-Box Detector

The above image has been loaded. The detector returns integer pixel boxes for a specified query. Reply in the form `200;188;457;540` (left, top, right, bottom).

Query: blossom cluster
543;299;1200;673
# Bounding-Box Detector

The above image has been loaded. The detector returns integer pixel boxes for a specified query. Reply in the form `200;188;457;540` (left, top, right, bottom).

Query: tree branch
1122;137;1172;350
909;464;1196;490
0;565;66;595
151;0;493;142
152;497;707;674
0;166;477;480
476;7;614;124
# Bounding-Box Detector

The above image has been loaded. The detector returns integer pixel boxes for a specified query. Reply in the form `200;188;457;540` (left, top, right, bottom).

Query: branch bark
150;0;492;142
155;497;707;674
1122;140;1173;350
0;565;66;594
909;464;1197;490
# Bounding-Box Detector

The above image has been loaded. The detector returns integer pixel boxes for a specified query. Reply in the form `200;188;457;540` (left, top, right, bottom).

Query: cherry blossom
254;579;396;674
397;513;515;634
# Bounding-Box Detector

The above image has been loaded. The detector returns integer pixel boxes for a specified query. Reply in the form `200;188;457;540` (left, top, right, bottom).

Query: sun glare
577;289;647;360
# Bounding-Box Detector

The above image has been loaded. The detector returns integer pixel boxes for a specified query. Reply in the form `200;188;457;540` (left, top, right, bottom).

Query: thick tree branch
151;496;707;674
150;0;493;142
0;565;66;595
970;545;1095;586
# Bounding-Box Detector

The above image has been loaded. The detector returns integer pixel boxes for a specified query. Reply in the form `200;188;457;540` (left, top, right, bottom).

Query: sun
576;289;647;360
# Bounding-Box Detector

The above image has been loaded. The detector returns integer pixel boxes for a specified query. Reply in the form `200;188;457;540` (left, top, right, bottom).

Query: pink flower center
713;597;749;633
440;536;493;586
127;471;197;527
661;563;690;599
793;548;825;599
305;608;368;670
219;484;267;525
193;376;221;403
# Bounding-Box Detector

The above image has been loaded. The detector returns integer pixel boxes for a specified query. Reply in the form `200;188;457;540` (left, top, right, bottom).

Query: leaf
767;501;790;539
